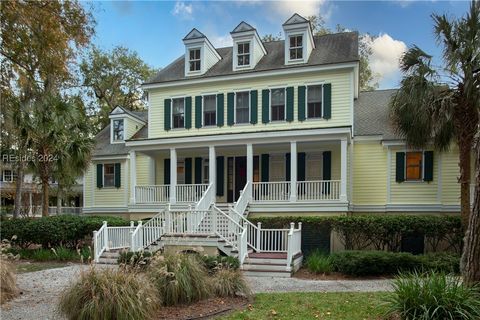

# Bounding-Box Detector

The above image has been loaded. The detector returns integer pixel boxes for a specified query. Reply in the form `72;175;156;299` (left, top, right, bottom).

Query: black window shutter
262;89;270;124
261;154;269;182
227;92;235;126
195;96;202;129
164;99;171;130
286;87;294;122
217;93;224;127
286;153;291;181
114;163;121;188
194;157;203;184
323;84;331;119
185;97;192;129
298;152;306;181
185;158;192;184
96;164;103;188
424;151;434;182
396;152;405;183
298;86;306;122
216;156;224;196
323;151;331;180
164;159;170;185
250;90;258;124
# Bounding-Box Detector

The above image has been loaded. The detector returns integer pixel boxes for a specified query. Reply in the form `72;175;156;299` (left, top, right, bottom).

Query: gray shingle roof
354;89;400;140
145;32;359;85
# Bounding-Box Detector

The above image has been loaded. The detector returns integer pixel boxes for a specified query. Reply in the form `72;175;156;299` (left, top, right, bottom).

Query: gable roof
283;13;309;26
110;106;147;123
183;28;206;41
231;21;255;33
145;32;359;85
354;89;400;140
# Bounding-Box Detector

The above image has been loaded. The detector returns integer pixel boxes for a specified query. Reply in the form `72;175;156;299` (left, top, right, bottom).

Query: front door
234;156;247;201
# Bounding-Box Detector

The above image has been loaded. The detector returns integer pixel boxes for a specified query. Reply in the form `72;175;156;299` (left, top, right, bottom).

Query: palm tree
391;0;480;285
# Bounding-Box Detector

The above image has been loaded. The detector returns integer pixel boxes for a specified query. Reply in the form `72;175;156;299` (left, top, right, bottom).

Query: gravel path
0;265;393;320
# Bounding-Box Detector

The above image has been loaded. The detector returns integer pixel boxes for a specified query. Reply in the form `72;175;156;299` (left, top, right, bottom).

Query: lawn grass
15;262;71;274
222;292;389;320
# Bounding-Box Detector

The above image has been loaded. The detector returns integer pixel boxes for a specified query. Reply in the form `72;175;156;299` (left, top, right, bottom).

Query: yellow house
86;14;466;271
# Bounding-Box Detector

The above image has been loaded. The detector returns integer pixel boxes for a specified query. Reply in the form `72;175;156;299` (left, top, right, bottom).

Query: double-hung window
235;91;250;124
172;98;185;129
307;85;323;119
271;88;285;121
3;170;15;182
289;35;303;60
103;164;115;187
203;95;216;126
237;42;250;67
112;119;124;141
189;48;201;72
406;152;423;181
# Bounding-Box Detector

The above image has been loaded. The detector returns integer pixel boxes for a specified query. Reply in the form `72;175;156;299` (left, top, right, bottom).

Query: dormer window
113;119;124;141
237;42;250;66
189;48;201;72
172;98;185;129
289;35;303;60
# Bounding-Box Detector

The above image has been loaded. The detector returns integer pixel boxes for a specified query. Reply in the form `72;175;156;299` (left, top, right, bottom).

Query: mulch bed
155;296;250;320
294;268;392;280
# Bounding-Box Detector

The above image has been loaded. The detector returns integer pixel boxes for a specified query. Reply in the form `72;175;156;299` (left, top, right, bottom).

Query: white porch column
290;141;297;202
340;138;348;202
129;150;136;204
170;148;177;203
246;144;253;196
209;146;216;195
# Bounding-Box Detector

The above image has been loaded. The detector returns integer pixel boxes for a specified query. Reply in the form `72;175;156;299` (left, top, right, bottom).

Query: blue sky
88;1;471;89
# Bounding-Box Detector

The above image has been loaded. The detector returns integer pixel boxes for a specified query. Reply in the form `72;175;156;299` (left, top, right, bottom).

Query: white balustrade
135;185;170;204
286;222;302;271
176;184;208;203
93;221;107;262
107;226;136;250
296;180;341;201
252;182;290;201
233;181;251;215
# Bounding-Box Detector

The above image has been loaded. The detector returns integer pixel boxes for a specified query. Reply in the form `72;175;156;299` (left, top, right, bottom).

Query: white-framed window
203;95;216;126
189;48;201;72
270;88;286;121
112;119;124;141
2;170;16;182
307;85;323;119
103;164;115;187
237;42;250;66
289;35;303;60
235;91;250;124
172;98;185;129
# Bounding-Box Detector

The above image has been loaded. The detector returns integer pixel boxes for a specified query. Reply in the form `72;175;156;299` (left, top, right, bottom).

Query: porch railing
107;225;136;250
233;181;251;216
135;185;169;203
286;222;302;271
252;182;290;201
297;180;341;201
93;221;108;263
176;184;209;202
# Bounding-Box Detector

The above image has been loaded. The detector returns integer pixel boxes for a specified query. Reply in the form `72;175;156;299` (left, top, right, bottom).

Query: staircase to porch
94;182;303;277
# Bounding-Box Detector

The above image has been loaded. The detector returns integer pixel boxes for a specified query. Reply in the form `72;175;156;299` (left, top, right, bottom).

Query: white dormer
183;28;221;77
230;21;266;71
282;13;315;65
109;106;146;144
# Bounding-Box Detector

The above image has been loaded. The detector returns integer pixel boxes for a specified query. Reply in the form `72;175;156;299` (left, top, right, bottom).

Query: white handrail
286;222;302;271
233;181;251;216
212;205;244;251
131;210;166;251
195;183;215;211
93;221;108;263
107;226;136;249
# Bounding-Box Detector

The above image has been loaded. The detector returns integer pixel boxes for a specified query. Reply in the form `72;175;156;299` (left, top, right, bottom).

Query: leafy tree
0;0;94;217
390;1;480;284
261;33;282;42
80;46;156;132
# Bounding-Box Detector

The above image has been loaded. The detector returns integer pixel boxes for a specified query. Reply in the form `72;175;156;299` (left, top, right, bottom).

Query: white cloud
271;0;325;17
210;34;233;48
172;1;193;20
365;33;407;87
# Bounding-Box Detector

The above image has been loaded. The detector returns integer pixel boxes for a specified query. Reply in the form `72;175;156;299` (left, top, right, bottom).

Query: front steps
215;203;250;217
242;252;303;278
97;250;122;264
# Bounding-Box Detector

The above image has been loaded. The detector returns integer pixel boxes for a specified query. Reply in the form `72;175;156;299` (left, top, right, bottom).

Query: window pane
173;98;185;128
308;85;322;103
104;164;115;187
204;95;216;111
406;152;423;180
113;119;124;140
271;88;285;106
236;92;249;124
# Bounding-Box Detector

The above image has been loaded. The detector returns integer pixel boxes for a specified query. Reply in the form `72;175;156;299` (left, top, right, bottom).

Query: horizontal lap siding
148;69;352;138
84;164;93;208
126;118;144;140
352;142;387;205
441;147;461;205
136;154;150;185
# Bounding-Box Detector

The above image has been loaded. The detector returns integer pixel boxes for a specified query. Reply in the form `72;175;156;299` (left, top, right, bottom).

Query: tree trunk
461;141;480;285
56;186;62;215
13;165;24;219
459;143;472;227
42;178;49;217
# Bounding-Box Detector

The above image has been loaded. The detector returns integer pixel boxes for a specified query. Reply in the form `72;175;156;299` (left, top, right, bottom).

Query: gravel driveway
0;265;393;320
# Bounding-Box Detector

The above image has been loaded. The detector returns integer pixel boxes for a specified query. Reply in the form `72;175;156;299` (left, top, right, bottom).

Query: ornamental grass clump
0;260;17;304
211;268;251;298
384;271;480;320
305;250;333;274
147;252;212;306
58;267;160;320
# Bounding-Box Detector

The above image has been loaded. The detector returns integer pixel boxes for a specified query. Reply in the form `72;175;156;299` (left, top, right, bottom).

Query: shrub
331;251;421;276
147;253;212;306
0;260;17;304
385;271;480;320
118;251;152;268
201;255;240;273
31;249;56;262
58;267;160;320
305;250;333;274
419;252;460;273
211;268;251;298
52;246;79;261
